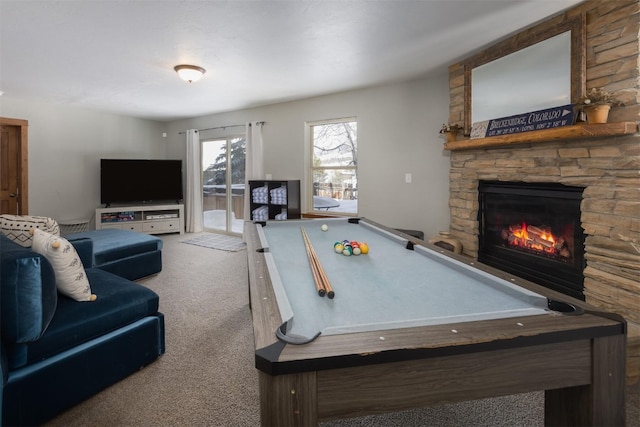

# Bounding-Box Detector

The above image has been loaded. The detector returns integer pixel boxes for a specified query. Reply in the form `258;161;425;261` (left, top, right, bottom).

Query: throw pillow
31;228;97;302
0;214;60;247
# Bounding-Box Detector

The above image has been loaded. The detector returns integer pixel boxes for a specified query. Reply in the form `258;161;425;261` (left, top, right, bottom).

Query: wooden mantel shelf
443;122;638;151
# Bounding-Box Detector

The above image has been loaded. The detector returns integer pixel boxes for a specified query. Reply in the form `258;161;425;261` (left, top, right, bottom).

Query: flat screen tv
100;159;183;206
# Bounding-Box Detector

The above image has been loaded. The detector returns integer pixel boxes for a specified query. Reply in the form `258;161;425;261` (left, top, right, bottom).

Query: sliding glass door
201;136;246;235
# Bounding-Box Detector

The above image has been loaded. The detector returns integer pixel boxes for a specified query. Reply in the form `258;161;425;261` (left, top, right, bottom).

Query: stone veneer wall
447;0;639;382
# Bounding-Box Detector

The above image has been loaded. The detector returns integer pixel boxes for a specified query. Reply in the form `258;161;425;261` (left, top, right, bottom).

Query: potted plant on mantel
439;123;464;142
576;87;624;124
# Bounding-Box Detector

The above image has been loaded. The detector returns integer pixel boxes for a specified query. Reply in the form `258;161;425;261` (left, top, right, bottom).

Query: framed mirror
463;13;585;134
472;31;571;123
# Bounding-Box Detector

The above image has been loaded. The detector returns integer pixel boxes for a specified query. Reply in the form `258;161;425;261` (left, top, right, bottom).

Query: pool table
245;217;626;426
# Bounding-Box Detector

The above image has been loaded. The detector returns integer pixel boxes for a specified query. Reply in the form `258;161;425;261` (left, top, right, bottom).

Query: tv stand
95;204;184;235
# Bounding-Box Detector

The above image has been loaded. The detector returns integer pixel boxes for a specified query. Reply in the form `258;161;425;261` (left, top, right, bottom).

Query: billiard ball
321;224;328;232
334;243;344;253
359;242;369;254
352;247;361;255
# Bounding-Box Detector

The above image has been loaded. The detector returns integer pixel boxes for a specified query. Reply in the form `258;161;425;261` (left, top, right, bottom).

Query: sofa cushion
31;229;96;302
0;215;60;247
65;229;163;280
0;234;24;252
0;236;58;345
65;229;162;265
5;268;160;370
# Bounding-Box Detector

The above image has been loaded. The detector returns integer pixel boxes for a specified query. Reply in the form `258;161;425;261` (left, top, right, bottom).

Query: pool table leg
544;334;626;426
259;370;318;426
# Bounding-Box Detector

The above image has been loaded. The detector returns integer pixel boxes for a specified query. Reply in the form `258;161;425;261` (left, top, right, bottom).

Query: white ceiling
0;0;584;122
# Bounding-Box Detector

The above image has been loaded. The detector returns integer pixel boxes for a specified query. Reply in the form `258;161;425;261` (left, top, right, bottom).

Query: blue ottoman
66;229;162;280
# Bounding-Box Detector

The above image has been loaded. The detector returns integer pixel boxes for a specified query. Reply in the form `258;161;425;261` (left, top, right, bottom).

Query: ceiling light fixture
174;64;206;83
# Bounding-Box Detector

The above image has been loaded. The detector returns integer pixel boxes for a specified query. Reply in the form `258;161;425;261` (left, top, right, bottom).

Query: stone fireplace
445;134;639;382
445;0;639;382
477;180;585;300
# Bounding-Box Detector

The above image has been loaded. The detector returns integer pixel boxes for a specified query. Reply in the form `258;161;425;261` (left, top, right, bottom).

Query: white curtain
243;122;264;221
185;129;203;233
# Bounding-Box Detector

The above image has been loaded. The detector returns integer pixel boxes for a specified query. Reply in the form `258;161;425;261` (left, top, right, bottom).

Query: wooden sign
471;105;575;139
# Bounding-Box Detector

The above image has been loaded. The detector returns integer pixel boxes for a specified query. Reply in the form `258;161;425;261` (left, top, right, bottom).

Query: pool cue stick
301;228;326;297
301;228;335;299
312;255;335;299
308;255;327;298
301;228;327;297
301;229;332;298
305;236;335;299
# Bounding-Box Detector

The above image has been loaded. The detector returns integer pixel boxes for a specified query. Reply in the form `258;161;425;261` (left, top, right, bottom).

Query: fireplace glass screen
478;181;585;300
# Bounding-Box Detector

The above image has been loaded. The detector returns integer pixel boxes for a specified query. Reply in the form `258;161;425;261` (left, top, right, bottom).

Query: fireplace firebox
478;181;585;300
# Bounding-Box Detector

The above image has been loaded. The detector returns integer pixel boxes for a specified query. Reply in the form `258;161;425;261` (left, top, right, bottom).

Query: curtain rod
178;121;265;135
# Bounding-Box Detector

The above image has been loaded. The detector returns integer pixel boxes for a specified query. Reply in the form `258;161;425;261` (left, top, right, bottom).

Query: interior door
0;118;28;215
201;136;246;235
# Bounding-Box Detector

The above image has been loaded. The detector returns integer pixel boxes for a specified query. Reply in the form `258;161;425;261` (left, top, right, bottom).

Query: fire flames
501;223;571;259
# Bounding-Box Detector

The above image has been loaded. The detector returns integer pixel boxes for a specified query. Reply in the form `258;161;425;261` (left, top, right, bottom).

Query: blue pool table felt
257;218;549;342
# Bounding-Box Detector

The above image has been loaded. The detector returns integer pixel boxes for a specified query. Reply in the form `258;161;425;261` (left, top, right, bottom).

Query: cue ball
321;224;328;231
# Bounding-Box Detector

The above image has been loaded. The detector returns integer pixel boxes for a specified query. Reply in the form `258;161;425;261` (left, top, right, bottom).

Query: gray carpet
46;232;639;427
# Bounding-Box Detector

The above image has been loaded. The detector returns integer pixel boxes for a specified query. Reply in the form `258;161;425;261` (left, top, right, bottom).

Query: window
309;118;357;214
202;136;246;234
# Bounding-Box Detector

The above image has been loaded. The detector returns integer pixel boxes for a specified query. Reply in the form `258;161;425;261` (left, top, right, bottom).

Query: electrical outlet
405;173;412;183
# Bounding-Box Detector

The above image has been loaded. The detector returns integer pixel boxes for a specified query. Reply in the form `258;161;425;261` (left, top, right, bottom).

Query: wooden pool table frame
245;219;626;427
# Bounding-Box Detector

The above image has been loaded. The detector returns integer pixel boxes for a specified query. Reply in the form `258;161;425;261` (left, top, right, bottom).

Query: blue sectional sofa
0;229;165;426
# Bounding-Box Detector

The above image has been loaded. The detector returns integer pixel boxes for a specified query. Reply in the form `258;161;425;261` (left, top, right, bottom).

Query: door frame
0;117;29;214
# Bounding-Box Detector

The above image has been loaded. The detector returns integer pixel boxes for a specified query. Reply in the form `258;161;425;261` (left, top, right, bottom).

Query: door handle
9;193;17;198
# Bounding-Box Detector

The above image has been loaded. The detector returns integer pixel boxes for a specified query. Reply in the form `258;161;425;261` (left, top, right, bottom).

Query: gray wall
0;98;167;226
166;70;452;239
1;69;451;239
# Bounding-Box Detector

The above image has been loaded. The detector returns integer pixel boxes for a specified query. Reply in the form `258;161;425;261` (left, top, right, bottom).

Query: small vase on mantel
584;104;611;124
439;123;464;143
577;87;623;124
445;130;459;143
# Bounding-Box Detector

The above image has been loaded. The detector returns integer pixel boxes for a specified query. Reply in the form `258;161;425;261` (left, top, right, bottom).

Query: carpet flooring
45;232;639;427
182;232;247;252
